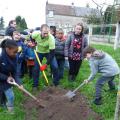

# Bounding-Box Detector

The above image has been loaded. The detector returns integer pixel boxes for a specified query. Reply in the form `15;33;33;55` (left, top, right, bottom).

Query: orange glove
40;64;47;71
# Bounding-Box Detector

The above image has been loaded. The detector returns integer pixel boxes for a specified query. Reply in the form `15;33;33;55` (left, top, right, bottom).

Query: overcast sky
0;0;114;28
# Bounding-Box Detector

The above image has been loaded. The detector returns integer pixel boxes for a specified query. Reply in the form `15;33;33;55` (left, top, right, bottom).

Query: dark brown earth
24;87;103;120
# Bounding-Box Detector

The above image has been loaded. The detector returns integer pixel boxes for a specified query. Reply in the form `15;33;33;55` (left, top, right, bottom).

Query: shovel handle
12;82;38;101
72;81;86;93
34;50;49;85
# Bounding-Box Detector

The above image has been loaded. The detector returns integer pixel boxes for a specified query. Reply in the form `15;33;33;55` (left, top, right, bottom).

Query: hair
13;31;20;35
75;23;84;32
40;24;49;31
83;46;96;57
8;20;16;26
0;39;18;49
50;26;56;32
56;28;64;33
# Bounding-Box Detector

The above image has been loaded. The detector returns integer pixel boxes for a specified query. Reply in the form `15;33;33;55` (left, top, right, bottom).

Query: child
12;31;27;78
0;39;22;113
83;46;120;105
26;41;35;79
55;28;65;79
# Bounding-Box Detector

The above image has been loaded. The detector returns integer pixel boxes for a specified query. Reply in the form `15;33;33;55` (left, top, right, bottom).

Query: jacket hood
92;50;105;59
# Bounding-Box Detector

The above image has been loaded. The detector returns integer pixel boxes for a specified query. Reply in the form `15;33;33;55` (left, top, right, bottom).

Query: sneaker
32;87;39;92
93;97;102;105
68;75;75;82
7;107;14;114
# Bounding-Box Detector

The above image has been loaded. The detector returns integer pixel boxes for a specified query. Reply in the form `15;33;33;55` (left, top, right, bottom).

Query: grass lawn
0;44;120;120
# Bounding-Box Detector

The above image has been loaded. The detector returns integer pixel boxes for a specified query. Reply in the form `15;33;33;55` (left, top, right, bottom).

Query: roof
46;3;101;17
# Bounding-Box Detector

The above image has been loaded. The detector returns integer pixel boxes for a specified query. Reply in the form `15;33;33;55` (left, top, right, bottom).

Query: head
83;46;96;59
56;28;64;39
8;20;16;28
50;26;56;37
1;39;18;58
12;31;21;41
74;23;84;35
40;24;50;38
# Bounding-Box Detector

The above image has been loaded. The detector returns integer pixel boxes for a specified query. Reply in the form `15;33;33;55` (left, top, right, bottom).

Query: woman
65;23;88;81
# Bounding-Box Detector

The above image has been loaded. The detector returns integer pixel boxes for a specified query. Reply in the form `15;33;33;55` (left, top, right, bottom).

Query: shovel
9;80;45;108
34;50;49;85
65;81;86;100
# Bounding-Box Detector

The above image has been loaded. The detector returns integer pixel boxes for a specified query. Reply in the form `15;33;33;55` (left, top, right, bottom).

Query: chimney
71;2;74;8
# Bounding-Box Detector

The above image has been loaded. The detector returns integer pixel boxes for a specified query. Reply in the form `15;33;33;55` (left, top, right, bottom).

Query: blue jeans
4;88;14;108
64;59;69;70
56;59;65;79
95;76;115;99
33;53;59;87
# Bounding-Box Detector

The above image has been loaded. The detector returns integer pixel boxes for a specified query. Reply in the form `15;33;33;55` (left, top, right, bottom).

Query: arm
83;35;88;48
0;72;8;81
64;35;72;57
87;60;98;81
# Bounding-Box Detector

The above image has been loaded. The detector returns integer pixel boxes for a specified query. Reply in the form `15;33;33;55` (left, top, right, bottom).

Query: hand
29;57;34;60
40;64;47;71
18;85;24;90
65;57;68;60
7;77;15;84
84;79;89;84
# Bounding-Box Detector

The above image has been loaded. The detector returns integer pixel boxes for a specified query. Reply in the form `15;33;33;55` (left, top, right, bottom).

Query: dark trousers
95;76;115;99
0;91;6;108
33;53;59;87
69;59;82;76
28;66;34;79
56;59;65;79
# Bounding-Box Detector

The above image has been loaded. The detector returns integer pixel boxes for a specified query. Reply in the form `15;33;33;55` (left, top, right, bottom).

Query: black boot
72;75;76;81
68;75;72;81
93;97;102;105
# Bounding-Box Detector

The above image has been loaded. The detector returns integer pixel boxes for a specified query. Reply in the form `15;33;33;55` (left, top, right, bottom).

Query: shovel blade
65;90;76;99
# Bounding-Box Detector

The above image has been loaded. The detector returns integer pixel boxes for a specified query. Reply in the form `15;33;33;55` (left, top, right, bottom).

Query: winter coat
0;48;21;91
64;33;88;60
55;38;65;59
5;26;16;37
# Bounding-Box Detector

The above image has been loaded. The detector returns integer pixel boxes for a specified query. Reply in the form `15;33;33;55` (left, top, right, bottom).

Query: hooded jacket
88;50;120;81
0;48;21;91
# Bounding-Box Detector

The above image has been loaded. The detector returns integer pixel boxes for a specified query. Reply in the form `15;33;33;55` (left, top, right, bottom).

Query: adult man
32;24;59;89
5;20;16;37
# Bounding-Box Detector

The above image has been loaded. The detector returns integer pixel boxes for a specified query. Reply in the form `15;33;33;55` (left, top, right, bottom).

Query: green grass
0;44;120;120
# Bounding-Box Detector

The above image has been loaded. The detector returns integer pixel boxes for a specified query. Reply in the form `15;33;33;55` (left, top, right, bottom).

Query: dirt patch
24;87;103;120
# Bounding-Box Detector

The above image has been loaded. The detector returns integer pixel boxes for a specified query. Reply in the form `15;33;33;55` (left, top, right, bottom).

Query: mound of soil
24;87;103;120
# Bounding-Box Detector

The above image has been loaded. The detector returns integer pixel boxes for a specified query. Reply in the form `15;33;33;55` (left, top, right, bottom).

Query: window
49;11;54;17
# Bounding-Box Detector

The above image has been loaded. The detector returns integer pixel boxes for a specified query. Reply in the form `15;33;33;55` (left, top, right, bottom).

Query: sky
0;0;115;28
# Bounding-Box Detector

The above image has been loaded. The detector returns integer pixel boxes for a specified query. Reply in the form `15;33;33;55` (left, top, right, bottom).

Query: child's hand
7;77;15;84
18;85;24;90
84;79;89;84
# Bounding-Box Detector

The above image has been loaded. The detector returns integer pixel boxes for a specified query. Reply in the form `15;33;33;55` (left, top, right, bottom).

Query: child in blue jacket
12;31;27;78
26;41;35;79
0;39;22;113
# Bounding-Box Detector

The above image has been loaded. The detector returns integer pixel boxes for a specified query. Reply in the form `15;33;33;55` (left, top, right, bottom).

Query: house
46;2;101;34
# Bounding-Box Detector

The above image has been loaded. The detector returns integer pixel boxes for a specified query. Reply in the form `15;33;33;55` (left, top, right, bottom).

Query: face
41;27;49;38
56;31;64;39
85;53;92;60
13;33;21;40
74;25;83;35
50;29;55;35
6;47;18;58
11;21;17;28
